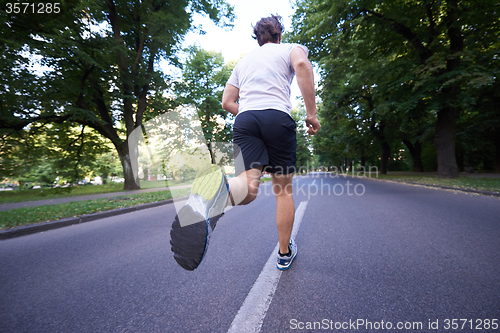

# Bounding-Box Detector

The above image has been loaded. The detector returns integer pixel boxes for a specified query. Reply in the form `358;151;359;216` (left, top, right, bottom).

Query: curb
0;198;177;240
363;176;500;197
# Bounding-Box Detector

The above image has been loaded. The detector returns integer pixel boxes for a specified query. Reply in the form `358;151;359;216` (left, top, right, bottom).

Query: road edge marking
227;200;309;333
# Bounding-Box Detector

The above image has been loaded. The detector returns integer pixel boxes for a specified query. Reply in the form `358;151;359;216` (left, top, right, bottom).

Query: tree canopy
1;0;234;189
174;46;234;164
288;0;500;176
2;0;499;187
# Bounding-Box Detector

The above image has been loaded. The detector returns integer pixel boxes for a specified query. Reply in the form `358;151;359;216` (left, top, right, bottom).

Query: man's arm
222;84;240;116
290;47;321;136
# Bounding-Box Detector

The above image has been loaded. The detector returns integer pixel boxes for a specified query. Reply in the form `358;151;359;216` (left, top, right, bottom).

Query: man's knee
272;174;294;197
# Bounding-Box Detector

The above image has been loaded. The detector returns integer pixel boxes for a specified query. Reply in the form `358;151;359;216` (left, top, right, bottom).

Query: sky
183;0;296;62
160;0;306;107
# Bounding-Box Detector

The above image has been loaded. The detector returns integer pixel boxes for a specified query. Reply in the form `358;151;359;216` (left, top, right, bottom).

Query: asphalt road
1;174;499;333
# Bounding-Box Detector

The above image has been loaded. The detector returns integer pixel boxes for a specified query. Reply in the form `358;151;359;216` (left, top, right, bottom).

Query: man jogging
170;14;320;271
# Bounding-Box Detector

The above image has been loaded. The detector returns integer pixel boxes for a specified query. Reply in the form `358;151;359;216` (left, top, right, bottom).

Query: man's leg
271;172;295;254
227;166;263;206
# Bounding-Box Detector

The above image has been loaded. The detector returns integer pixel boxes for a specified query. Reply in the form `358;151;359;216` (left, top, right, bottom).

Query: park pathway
0;185;191;211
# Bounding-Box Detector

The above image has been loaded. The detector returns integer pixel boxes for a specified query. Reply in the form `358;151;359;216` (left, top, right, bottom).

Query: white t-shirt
227;43;308;115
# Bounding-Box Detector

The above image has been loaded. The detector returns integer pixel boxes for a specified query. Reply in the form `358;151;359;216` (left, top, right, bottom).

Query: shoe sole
170;205;206;271
170;165;226;271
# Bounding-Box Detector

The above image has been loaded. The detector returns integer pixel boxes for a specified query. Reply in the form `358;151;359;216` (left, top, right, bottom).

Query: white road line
227;201;309;333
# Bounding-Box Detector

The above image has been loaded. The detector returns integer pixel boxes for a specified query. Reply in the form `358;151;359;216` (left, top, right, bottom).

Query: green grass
366;174;500;193
0;188;191;230
0;180;191;204
0;183;124;204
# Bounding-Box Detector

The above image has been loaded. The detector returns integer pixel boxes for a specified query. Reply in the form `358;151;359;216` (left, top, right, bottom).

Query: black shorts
233;109;297;175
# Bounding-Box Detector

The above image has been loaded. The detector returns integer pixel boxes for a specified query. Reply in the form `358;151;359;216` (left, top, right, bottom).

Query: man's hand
305;115;321;136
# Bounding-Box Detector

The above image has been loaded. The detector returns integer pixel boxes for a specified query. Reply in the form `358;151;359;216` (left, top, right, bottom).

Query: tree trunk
359;155;366;175
207;142;216;165
434;105;459;178
116;141;140;190
370;118;391;175
380;141;391;175
101;172;108;184
433;0;461;178
402;139;423;172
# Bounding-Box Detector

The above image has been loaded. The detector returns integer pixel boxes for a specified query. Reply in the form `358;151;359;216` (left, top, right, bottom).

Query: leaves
1;0;235;188
174;46;234;158
288;0;500;173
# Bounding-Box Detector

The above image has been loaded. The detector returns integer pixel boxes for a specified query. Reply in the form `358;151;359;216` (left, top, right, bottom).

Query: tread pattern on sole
170;205;224;271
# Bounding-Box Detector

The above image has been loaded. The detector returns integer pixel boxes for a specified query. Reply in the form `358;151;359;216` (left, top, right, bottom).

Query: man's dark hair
252;14;284;46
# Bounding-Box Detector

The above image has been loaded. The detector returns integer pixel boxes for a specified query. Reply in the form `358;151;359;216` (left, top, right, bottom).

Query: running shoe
170;165;229;271
276;238;298;270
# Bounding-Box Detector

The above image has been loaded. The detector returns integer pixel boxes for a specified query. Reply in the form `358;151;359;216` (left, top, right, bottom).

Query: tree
0;123;113;186
0;129;43;187
1;0;234;189
174;46;234;164
289;0;499;178
44;123;114;182
290;106;313;172
286;18;400;174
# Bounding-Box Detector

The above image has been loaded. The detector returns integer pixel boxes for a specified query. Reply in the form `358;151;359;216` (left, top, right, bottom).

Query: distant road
1;174;499;332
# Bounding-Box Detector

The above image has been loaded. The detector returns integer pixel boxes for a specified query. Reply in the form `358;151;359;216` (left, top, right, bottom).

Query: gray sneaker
170;165;229;270
276;238;298;270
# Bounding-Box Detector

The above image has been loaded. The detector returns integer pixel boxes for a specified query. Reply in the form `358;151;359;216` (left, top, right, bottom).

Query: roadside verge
362;176;500;197
0;199;177;240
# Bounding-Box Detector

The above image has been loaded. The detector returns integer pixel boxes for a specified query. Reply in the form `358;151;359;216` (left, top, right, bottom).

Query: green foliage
421;143;438;172
1;0;235;189
288;0;500;175
0;123;116;185
290;106;313;171
174;46;235;163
